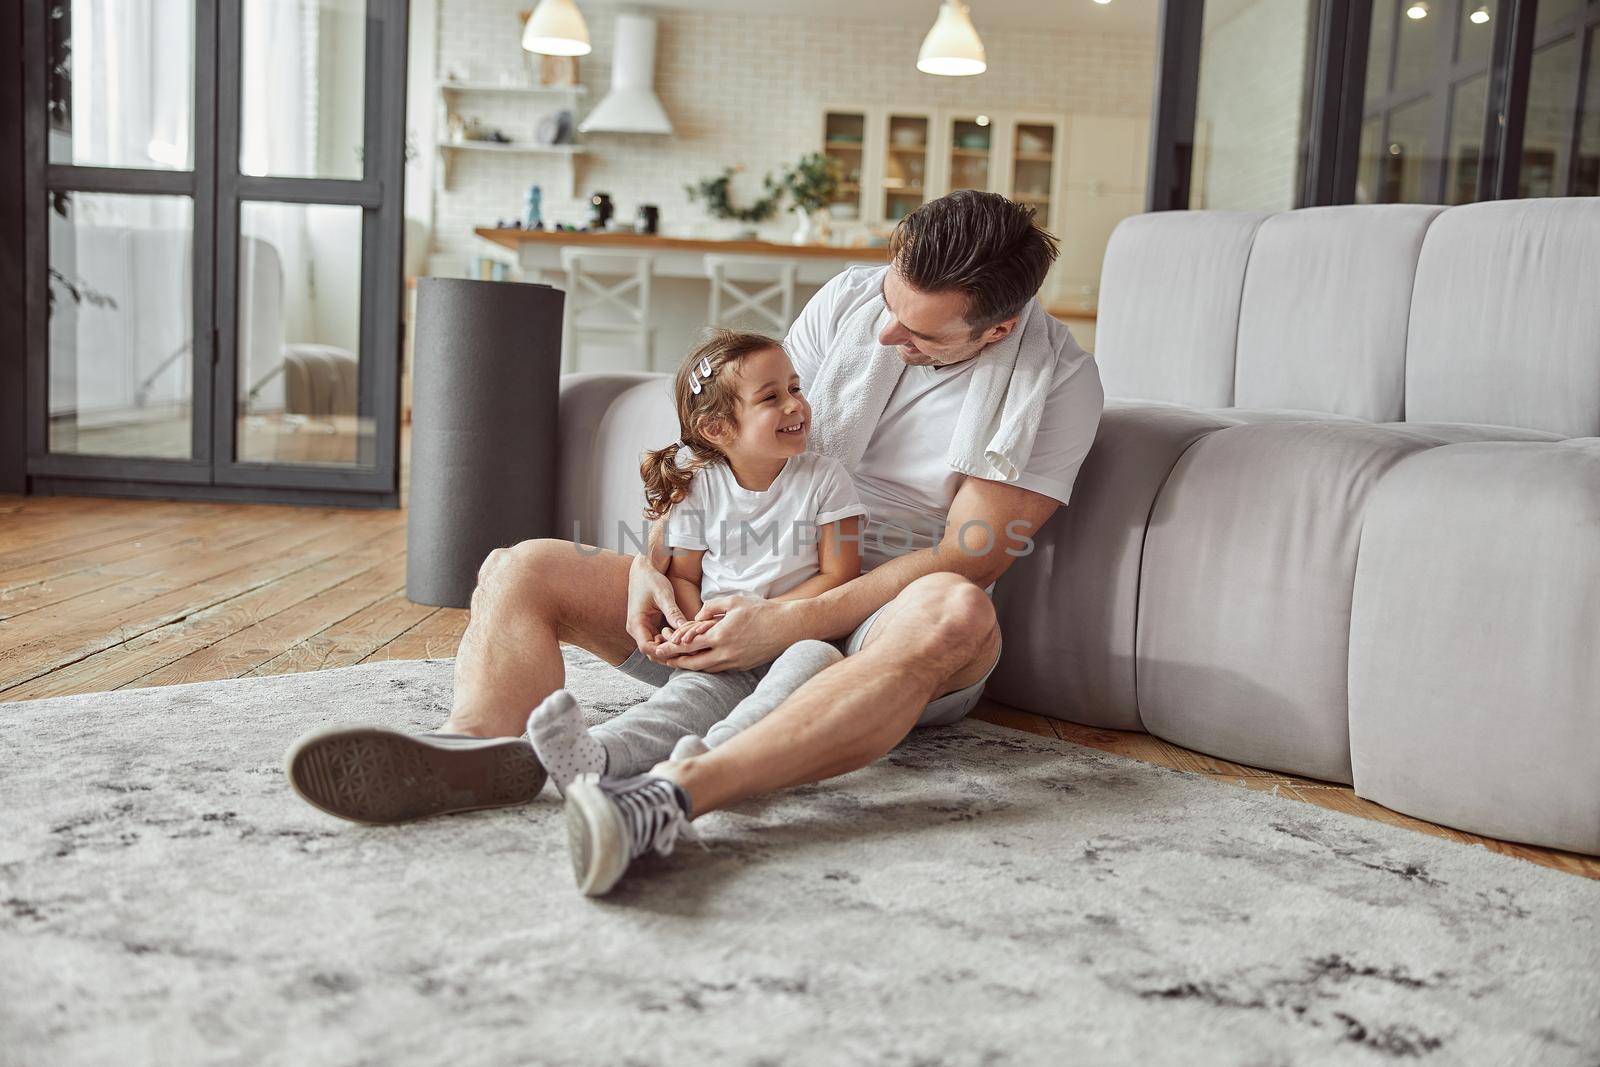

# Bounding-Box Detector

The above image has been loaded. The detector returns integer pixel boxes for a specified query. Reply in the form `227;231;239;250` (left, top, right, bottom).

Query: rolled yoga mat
406;277;564;608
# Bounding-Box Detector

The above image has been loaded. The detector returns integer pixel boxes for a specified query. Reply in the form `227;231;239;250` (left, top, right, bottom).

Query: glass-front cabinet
818;106;1068;229
882;113;932;222
821;110;867;224
946;114;995;194
1007;117;1064;230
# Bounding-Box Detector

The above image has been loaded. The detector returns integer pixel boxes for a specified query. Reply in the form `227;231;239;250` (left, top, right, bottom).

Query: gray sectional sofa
554;197;1600;857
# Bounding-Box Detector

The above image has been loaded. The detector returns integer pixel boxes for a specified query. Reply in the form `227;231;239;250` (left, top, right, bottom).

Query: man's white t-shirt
784;265;1104;571
663;450;867;601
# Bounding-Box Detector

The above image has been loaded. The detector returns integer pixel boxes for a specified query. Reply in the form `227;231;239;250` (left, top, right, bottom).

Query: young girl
526;330;866;795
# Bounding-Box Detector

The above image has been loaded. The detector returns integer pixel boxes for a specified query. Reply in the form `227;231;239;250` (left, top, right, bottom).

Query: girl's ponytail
640;442;703;521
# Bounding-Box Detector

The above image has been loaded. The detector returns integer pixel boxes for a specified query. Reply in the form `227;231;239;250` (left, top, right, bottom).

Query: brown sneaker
284;725;547;825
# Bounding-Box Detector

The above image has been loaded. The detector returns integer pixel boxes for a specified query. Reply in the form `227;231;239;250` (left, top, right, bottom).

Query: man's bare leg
285;539;641;824
666;571;999;816
445;539;639;738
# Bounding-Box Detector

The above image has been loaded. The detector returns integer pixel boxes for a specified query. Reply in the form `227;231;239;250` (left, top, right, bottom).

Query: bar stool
703;254;800;334
560;247;656;373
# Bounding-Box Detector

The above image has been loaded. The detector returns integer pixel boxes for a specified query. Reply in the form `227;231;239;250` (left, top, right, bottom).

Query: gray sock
526;689;606;796
704;640;844;748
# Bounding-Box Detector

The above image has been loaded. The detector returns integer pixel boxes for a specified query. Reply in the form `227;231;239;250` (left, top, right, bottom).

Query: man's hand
665;594;809;672
626;554;691;663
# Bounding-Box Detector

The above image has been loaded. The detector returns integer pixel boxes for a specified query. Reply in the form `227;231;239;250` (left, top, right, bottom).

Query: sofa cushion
556;373;675;552
1406;197;1600;437
1135;420;1448;783
989;400;1232;730
1095;211;1267;408
1233;204;1443;422
1348;438;1600;855
1371;421;1565;443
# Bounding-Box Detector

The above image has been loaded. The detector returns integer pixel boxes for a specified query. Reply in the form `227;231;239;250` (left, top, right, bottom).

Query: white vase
790;206;817;245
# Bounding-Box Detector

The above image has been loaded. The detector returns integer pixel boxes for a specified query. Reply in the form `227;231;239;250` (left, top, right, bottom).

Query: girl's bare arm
771;517;862;603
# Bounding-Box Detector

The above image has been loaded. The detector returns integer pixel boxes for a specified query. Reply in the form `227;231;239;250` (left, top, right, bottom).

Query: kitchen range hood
579;12;673;135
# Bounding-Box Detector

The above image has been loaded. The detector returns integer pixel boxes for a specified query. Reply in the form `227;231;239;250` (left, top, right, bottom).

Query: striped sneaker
285;725;547;825
563;773;695;897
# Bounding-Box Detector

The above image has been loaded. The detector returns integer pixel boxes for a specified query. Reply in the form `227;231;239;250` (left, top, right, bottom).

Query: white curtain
68;0;192;170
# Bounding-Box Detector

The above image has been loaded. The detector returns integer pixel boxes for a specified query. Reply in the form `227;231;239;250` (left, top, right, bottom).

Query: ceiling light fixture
917;1;987;77
1469;5;1490;23
1405;2;1429;20
1093;0;1113;5
521;0;591;57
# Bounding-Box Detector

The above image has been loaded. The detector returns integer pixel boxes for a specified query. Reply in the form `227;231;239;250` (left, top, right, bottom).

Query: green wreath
686;167;783;224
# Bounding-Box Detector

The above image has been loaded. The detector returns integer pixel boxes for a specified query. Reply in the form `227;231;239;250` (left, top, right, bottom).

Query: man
287;190;1104;894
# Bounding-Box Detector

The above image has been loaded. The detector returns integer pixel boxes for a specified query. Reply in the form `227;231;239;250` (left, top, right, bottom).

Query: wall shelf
436;141;583;193
437;81;587;97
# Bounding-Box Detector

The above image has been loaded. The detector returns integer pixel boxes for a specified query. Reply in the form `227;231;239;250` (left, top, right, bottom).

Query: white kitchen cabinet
1046;114;1150;311
816;107;1141;265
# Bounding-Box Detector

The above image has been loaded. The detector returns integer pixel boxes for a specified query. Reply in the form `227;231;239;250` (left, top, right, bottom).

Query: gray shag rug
2;650;1598;1067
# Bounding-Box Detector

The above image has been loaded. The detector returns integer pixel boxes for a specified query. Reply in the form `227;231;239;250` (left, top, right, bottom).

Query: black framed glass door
21;0;407;505
1146;0;1600;211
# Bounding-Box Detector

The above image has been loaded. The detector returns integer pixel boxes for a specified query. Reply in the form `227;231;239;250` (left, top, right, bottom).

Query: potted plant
780;153;841;244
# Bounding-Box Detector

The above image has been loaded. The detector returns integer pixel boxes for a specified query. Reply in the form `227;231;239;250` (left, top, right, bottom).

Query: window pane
49;193;194;459
237;201;372;467
1190;0;1315;211
1456;3;1493;70
1356;116;1384;203
1535;0;1585;34
1367;0;1397;99
1578;27;1600;196
1394;0;1443;96
1519;35;1581;197
47;0;194;170
1382;95;1437;203
240;0;367;180
1446;74;1488;203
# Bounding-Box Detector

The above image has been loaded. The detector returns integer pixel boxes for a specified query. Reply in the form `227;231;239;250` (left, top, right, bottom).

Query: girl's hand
663;617;717;649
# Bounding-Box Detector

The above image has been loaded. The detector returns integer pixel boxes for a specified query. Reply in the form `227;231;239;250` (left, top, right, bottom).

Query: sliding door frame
17;0;406;507
2;2;27;493
21;0;218;485
212;0;407;494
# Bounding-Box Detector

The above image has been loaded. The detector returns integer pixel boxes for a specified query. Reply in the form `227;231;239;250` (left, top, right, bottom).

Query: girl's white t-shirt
663;450;867;601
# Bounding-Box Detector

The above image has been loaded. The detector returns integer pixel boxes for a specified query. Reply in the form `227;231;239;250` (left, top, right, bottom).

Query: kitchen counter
475;228;887;286
475;227;890;262
471;227;1094;371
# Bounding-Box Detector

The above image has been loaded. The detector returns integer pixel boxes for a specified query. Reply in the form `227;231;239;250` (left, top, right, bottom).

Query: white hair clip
689;356;714;395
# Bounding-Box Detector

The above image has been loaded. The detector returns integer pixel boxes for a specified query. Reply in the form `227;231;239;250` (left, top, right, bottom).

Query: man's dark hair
888;189;1060;336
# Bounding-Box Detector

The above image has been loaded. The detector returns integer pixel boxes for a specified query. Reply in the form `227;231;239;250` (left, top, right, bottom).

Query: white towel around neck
805;290;1084;483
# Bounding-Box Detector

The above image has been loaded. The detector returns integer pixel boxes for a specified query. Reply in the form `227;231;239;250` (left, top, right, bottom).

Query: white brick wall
1191;0;1311;212
421;2;1157;265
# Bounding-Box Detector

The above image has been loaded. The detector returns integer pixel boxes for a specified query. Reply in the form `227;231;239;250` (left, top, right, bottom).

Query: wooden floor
2;488;1595;882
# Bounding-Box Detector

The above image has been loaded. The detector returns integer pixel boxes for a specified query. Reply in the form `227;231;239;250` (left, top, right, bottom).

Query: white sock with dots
526;689;606;797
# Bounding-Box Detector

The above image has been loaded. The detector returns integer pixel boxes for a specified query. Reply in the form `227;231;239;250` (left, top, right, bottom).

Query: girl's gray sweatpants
590;639;842;778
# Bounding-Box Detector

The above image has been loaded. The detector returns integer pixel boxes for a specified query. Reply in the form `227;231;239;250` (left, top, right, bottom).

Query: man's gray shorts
615;600;998;727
